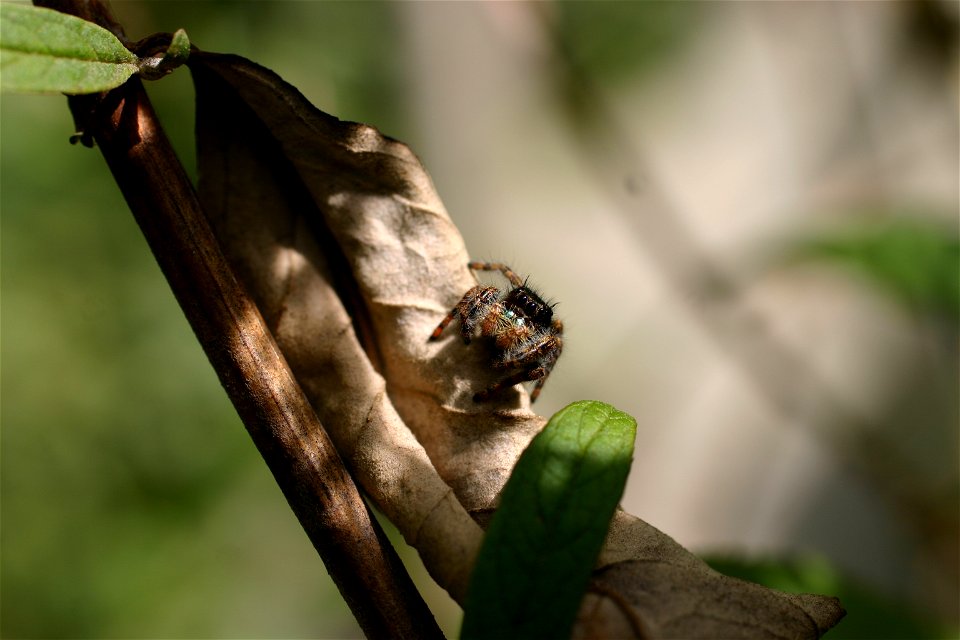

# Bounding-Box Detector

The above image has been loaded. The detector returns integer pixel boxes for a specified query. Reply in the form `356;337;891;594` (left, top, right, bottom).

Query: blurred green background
2;2;957;638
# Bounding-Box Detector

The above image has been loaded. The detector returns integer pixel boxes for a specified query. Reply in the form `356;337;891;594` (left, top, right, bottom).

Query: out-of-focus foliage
549;1;700;125
552;2;700;85
126;1;408;137
784;217;960;321
706;554;958;640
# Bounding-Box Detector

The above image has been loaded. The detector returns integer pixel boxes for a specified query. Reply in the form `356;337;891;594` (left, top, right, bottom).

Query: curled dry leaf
580;511;845;638
190;52;843;636
190;53;486;602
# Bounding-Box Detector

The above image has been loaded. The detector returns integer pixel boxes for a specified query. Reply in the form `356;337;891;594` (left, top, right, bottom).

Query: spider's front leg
528;367;553;403
429;285;500;344
474;366;547;403
467;261;524;288
429;307;460;342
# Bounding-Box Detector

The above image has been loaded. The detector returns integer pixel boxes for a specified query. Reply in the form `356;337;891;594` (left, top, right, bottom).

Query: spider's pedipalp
456;286;499;343
430;285;500;344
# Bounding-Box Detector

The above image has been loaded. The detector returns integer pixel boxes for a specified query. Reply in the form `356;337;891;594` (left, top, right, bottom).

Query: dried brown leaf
191;53;485;602
189;52;843;636
577;512;844;638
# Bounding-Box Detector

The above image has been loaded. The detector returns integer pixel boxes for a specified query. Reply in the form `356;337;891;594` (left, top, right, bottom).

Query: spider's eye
511;287;552;325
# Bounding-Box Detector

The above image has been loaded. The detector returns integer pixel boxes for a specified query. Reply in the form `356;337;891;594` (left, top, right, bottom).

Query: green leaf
167;28;190;62
461;400;636;640
0;3;138;94
785;219;960;321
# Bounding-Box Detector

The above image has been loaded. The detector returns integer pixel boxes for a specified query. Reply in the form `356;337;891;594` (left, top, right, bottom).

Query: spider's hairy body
430;262;563;403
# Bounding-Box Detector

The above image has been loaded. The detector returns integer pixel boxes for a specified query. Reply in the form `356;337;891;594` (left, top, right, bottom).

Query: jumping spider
429;262;563;403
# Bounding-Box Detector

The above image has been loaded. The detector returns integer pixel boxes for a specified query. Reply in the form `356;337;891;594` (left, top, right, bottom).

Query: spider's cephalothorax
429;262;563;403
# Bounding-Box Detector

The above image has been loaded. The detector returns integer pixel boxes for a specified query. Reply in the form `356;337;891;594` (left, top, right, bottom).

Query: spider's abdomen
503;286;552;327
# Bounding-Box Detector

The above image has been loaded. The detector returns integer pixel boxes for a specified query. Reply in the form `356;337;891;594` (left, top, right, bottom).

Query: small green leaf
167;28;190;63
138;28;191;80
461;400;637;640
0;3;138;94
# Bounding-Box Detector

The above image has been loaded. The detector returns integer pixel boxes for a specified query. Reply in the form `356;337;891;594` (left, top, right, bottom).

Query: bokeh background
2;2;957;638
